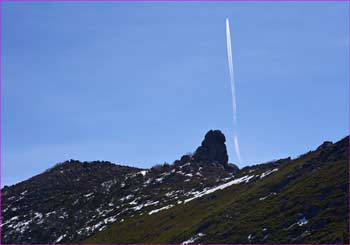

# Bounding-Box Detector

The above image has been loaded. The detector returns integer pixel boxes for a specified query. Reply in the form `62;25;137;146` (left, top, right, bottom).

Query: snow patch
259;192;277;201
84;193;94;198
55;234;66;243
138;170;148;176
179;162;191;169
129;199;138;205
120;194;133;202
149;204;174;215
20;190;28;195
144;200;159;207
260;168;278;179
46;211;57;216
101;180;116;192
182;233;205;244
165;191;176;197
132;204;144;211
155;177;164;183
184;175;255;203
34;212;43;220
297;217;308;226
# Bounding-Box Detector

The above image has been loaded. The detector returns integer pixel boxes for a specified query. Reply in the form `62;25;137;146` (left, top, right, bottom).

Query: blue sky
2;2;349;186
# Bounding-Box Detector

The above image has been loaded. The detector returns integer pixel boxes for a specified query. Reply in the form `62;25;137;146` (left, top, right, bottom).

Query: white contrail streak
226;18;236;124
226;17;241;163
233;135;241;163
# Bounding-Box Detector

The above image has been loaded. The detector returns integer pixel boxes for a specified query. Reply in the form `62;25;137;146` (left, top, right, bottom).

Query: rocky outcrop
193;130;229;165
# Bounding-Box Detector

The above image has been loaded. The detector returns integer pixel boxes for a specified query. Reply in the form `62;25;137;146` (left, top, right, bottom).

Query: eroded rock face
193;130;229;165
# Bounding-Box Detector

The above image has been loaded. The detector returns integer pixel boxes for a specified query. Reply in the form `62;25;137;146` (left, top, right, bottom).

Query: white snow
12;218;33;233
184;175;255;203
260;168;278;179
259;192;277;201
160;172;170;176
120;194;133;202
1;216;19;227
46;211;57;216
34;212;43;219
55;234;66;243
297;217;308;226
179;162;191;169
81;214;118;236
101;180;116;192
155;177;164;183
144;200;159;207
138;170;148;176
144;179;152;185
285;217;308;230
129;199;138;205
84;193;94;198
132;204;144;211
165;191;176;197
148;204;174;215
99;225;107;231
223;177;234;181
10;216;19;221
20;190;28;195
181;233;205;244
104;215;118;223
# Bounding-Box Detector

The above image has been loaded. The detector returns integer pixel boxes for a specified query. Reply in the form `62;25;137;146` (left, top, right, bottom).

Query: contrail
226;17;241;163
233;135;241;163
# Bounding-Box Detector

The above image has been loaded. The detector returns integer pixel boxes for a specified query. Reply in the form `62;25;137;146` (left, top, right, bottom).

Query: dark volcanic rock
316;141;333;151
193;130;229;165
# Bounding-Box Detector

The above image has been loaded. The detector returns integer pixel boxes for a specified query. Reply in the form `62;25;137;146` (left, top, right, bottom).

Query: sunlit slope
83;137;349;244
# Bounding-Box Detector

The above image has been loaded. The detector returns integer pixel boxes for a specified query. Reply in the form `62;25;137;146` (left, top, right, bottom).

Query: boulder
193;130;229;165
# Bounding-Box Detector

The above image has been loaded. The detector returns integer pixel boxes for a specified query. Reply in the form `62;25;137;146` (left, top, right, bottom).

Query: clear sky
2;2;349;186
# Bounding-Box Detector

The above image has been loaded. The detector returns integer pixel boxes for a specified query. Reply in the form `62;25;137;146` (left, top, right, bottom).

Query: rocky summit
193;130;229;165
1;130;349;244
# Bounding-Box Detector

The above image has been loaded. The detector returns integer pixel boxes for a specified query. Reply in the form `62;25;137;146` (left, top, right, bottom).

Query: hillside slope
83;136;349;244
1;130;349;244
2;130;238;243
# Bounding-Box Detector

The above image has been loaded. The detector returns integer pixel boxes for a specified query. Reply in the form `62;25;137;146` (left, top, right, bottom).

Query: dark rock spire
193;130;229;165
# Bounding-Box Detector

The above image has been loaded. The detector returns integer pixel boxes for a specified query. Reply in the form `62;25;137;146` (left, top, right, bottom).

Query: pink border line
1;1;3;244
0;0;349;245
0;0;349;2
348;2;350;245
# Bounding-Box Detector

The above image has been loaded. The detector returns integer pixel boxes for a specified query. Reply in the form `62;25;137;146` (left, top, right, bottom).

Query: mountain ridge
1;130;349;244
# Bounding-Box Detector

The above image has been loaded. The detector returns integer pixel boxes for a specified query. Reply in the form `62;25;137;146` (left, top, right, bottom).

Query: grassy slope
83;148;349;244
